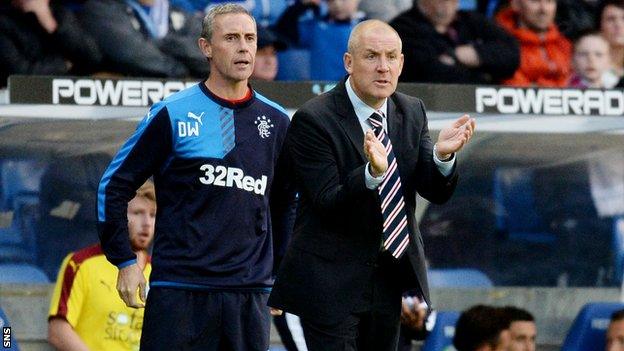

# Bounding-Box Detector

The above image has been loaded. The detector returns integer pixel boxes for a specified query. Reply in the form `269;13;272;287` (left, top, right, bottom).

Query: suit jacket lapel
387;96;403;150
334;79;367;162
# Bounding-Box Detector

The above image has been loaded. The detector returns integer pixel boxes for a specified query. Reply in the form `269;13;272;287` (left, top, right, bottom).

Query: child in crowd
569;31;618;88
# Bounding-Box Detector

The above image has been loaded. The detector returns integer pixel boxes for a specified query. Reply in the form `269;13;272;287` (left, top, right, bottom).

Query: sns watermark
3;327;10;348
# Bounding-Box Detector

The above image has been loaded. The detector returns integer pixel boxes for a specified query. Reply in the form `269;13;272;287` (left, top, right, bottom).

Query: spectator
79;0;209;78
501;306;537;351
496;0;572;87
607;309;624;351
453;305;511;351
598;0;624;81
359;0;411;22
274;0;366;81
569;31;617;88
0;0;102;87
47;181;155;351
252;26;286;81
478;0;598;39
169;0;290;27
390;0;519;84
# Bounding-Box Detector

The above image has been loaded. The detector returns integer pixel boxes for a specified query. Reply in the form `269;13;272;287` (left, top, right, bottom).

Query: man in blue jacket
97;4;295;350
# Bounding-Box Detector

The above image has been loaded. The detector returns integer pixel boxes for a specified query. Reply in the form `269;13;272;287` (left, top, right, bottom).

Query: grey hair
201;3;255;40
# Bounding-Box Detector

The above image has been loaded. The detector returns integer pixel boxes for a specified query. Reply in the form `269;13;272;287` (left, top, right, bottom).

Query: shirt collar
345;76;388;126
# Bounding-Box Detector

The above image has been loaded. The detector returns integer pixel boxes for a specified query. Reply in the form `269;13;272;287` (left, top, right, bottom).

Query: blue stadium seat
0;306;20;350
0;263;50;284
493;168;555;244
427;269;493;288
421;311;460;351
613;217;624;284
0;195;40;263
36;153;111;279
0;160;45;209
0;160;44;264
276;49;311;81
561;302;624;351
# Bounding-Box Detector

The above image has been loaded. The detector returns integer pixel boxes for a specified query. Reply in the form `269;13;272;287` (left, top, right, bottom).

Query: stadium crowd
2;0;624;89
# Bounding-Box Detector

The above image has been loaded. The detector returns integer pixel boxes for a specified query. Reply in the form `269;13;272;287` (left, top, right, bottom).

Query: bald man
268;20;475;350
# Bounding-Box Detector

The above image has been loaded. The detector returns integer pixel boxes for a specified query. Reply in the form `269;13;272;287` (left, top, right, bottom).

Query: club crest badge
254;116;274;139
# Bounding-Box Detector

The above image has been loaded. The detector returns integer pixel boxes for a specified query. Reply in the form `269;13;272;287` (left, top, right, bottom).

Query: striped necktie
368;112;410;259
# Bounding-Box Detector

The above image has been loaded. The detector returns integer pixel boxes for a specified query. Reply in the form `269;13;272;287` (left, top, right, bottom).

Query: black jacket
390;6;519;84
268;78;458;324
0;4;102;86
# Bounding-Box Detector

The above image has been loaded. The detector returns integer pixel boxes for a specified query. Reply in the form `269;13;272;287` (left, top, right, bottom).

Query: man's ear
198;37;212;59
344;53;353;75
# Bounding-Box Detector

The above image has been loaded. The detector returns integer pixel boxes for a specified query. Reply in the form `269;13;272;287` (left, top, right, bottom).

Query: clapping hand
364;129;387;177
435;114;475;160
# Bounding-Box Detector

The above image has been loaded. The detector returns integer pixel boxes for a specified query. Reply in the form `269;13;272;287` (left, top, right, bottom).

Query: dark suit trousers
299;252;412;351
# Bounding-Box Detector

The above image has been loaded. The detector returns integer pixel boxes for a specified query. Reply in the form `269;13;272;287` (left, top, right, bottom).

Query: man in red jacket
496;0;572;87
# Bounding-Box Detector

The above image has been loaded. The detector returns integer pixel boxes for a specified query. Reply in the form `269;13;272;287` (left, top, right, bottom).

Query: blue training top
97;81;294;291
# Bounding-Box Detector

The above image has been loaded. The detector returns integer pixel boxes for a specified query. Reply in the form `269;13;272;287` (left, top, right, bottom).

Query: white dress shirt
344;76;455;190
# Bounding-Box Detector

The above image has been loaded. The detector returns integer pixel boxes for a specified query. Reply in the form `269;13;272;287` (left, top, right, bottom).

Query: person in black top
390;0;519;84
0;0;102;87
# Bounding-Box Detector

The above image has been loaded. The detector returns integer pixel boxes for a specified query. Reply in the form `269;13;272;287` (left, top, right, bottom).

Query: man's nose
142;215;153;227
238;38;252;52
377;56;390;72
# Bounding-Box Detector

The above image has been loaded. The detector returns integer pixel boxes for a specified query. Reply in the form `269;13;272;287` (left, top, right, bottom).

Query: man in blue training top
97;3;296;350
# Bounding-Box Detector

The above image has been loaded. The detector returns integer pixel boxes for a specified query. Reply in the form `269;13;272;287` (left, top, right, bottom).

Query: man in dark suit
268;19;475;350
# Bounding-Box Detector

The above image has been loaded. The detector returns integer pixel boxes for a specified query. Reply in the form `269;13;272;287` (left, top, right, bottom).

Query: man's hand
455;45;480;68
116;263;146;309
438;53;456;66
364;129;388;177
435;114;476;159
16;0;57;33
15;0;50;13
400;298;427;332
270;307;283;316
